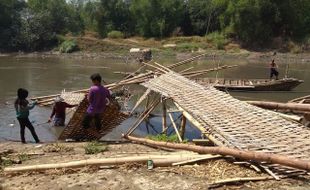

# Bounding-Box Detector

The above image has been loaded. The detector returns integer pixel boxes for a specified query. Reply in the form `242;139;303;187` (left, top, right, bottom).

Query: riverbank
1;141;310;190
1;35;310;64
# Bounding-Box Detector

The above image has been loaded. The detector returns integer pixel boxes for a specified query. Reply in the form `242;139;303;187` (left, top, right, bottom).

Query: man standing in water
83;73;111;131
270;59;279;80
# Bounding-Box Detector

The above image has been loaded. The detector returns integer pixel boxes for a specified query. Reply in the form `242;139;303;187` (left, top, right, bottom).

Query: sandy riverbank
1;141;310;190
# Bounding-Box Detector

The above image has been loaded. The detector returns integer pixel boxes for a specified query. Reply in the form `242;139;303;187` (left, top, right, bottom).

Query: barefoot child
48;96;77;126
14;88;40;143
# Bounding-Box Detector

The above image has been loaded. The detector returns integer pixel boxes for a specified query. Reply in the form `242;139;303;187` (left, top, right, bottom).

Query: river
0;54;309;142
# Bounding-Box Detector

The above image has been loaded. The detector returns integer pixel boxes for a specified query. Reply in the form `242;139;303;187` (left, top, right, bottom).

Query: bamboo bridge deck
142;71;310;177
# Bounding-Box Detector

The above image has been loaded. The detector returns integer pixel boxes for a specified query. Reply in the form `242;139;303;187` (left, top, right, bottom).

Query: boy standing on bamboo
82;73;111;131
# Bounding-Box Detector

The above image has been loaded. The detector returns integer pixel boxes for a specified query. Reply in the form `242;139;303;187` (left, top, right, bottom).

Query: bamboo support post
168;113;182;142
130;89;151;115
125;98;161;136
180;115;186;139
162;98;167;133
124;135;310;172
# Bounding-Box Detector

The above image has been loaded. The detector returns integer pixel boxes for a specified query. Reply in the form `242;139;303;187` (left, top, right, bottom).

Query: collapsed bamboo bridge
138;69;310;178
30;53;310;178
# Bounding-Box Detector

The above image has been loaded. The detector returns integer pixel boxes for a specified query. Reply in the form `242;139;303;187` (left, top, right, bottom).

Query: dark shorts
82;113;102;130
53;117;65;126
270;68;279;78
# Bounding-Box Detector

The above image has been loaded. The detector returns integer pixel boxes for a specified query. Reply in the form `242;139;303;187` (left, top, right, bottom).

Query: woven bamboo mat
142;71;310;177
58;93;129;141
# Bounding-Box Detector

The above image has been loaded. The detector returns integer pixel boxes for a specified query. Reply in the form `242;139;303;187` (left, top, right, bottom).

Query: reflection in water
0;55;309;142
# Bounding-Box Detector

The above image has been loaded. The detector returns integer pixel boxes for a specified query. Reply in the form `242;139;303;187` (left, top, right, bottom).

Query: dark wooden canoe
196;78;304;91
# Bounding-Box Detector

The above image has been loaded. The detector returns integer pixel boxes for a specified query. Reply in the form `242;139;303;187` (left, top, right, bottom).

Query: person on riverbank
14;88;40;144
48;96;78;126
270;59;279;80
82;73;111;131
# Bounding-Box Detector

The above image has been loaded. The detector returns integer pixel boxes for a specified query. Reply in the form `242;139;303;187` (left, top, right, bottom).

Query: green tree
15;8;56;51
97;0;133;37
130;0;186;38
0;0;26;50
28;0;84;34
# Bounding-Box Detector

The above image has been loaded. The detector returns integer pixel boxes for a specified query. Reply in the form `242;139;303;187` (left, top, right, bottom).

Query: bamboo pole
143;62;167;73
125;98;161;136
210;176;274;187
3;154;212;173
172;155;222;166
168;113;182;142
130;89;151;115
247;101;310;113
289;95;310;103
168;53;207;69
174;102;223;146
162;98;167;133
124;135;310;171
180;115;186;139
179;67;194;74
183;65;238;78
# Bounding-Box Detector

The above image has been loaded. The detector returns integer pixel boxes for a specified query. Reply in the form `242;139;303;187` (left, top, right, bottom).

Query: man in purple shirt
82;73;111;131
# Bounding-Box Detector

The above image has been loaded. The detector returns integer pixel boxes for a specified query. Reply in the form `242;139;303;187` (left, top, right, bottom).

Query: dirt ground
1;142;310;190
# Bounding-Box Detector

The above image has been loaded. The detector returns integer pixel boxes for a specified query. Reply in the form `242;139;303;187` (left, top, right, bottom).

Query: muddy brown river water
0;54;309;142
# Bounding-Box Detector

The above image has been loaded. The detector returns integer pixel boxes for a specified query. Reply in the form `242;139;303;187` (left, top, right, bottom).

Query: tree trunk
124;135;310;171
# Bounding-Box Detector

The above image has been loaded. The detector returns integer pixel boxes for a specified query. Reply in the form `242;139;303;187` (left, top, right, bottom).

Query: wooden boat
196;77;304;91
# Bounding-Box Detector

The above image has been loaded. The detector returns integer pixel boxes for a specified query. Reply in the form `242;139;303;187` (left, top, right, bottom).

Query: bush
59;40;78;53
206;32;228;50
147;134;188;143
84;141;108;154
107;31;124;39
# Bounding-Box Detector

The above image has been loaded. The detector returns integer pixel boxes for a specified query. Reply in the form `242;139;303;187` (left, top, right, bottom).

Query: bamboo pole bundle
247;101;310;113
32;72;154;106
124;135;310;171
168;53;207;69
3;154;214;173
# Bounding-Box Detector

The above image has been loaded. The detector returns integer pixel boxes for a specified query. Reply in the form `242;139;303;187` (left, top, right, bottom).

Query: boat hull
197;78;304;91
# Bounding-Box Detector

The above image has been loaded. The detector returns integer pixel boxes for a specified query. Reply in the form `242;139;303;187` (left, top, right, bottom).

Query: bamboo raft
142;71;310;177
196;77;303;91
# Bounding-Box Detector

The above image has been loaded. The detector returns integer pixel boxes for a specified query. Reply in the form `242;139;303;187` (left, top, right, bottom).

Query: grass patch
43;143;74;153
1;159;13;167
107;30;124;39
287;41;302;53
176;42;200;52
59;39;79;53
84;141;108;155
206;32;229;50
17;153;30;162
147;134;188;143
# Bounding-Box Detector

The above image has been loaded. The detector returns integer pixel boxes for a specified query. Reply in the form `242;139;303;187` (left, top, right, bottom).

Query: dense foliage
0;0;309;51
